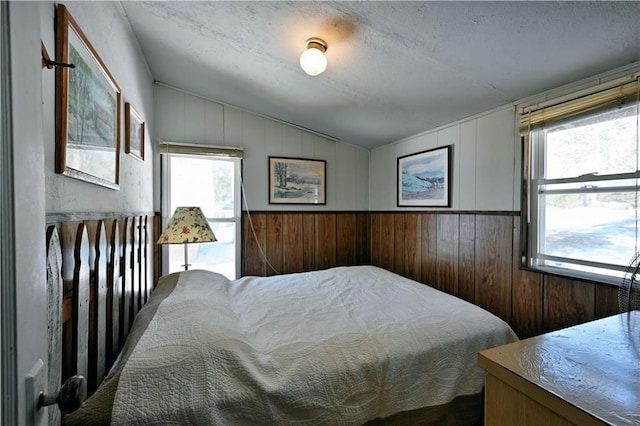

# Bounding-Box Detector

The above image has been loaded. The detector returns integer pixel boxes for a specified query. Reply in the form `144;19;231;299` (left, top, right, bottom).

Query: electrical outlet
25;359;45;426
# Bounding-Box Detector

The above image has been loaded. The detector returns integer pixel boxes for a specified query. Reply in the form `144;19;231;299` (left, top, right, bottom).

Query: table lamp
157;206;216;270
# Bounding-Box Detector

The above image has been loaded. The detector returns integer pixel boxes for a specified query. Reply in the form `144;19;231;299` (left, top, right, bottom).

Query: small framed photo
125;103;145;161
397;145;452;207
269;157;326;205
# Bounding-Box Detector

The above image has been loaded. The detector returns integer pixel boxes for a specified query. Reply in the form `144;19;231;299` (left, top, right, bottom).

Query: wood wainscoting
243;212;370;276
242;211;619;339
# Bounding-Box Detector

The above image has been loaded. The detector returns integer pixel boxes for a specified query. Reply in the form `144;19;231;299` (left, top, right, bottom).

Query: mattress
64;265;517;425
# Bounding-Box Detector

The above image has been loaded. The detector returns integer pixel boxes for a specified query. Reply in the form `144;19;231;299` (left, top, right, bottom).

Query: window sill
520;264;622;288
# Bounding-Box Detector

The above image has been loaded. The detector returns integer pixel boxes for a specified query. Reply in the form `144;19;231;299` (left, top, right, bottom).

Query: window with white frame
160;142;243;279
522;76;640;284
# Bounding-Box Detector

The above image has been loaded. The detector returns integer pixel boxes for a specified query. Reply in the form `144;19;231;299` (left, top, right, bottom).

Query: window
522;76;640;284
160;143;242;279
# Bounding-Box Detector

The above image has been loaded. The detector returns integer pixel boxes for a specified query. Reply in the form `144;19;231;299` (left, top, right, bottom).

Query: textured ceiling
121;1;640;149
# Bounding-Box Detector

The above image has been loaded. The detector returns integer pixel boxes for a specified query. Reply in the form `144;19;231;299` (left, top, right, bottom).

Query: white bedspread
112;266;517;425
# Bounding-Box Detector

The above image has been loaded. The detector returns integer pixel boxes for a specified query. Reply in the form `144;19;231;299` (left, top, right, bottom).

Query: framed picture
55;4;121;190
269;157;326;205
397;145;452;207
125;103;145;161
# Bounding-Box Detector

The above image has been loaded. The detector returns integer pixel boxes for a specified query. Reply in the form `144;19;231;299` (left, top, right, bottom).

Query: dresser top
479;312;640;426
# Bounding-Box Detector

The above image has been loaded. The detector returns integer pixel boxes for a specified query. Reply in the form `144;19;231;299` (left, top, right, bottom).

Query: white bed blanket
112;266;517;425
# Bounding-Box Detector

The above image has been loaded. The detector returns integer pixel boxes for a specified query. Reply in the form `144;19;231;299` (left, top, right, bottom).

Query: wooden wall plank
283;214;303;273
458;214;475;302
266;213;283;276
404;214;421;282
370;213;381;267
377;214;394;271
436;214;459;294
337;213;356;266
511;219;543;339
316;214;337;270
303;214;316;271
244;213;266;276
543;276;595;333
420;214;437;286
595;285;619;319
475;215;513;323
355;213;370;265
393;214;405;276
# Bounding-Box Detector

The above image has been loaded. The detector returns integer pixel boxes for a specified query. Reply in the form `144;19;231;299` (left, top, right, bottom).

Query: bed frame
44;213;158;424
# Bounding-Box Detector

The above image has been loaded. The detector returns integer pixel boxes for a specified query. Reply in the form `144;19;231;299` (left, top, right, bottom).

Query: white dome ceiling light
299;37;327;76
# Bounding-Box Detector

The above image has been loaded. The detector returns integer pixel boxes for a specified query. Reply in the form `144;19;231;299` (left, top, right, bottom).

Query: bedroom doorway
160;143;243;279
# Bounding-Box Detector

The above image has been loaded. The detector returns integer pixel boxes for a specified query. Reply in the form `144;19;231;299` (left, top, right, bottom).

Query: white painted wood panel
369;105;517;212
437;125;460;209
184;95;206;144
459;120;478;210
242;113;267;209
155;85;185;142
204;101;224;145
475;107;516;211
154;84;370;212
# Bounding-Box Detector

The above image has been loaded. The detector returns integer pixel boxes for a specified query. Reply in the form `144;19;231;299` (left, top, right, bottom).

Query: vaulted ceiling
121;1;640;149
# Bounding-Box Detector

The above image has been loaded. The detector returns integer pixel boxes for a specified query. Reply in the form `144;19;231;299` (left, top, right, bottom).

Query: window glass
528;102;639;282
545;105;638;179
163;153;241;279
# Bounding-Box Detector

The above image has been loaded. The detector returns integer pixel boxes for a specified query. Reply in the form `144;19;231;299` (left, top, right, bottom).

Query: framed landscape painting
397;145;451;207
125;103;145;161
55;4;121;190
269;157;326;205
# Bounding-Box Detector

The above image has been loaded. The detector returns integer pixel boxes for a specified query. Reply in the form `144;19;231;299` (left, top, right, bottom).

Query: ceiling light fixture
300;37;327;76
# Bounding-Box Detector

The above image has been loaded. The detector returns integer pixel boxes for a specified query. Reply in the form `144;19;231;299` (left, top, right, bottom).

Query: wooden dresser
478;312;640;426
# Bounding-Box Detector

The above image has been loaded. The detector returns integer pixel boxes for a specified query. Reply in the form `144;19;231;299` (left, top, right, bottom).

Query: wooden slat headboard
45;213;158;419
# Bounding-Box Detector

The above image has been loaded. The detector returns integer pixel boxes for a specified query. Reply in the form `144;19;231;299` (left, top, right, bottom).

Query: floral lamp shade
157;207;217;245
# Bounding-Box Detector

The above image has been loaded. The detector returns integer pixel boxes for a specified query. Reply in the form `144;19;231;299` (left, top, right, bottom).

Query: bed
55;256;517;424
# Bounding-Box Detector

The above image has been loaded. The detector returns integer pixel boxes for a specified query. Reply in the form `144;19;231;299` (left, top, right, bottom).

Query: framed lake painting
55;4;121;190
269;157;326;205
397;145;451;207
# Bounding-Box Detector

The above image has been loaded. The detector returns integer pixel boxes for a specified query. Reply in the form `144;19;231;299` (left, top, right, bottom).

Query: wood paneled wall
242;211;620;339
243;212;369;276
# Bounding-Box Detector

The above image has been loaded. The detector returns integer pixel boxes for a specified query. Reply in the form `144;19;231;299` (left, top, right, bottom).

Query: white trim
0;1;17;423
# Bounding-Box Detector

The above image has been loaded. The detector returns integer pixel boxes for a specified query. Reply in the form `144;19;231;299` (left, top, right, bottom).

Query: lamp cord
240;175;280;275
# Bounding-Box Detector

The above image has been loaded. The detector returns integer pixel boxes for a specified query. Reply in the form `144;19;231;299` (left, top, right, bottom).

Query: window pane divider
538;253;628;273
537;171;640;185
539;185;637;195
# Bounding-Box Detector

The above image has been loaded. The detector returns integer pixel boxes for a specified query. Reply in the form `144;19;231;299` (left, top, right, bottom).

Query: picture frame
397;145;452;207
269;157;326;205
125;103;145;161
55;4;121;190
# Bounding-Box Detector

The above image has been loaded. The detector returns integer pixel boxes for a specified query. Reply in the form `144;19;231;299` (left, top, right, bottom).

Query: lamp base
183;243;189;270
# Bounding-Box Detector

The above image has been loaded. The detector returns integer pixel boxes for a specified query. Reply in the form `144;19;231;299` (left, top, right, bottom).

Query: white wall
40;2;154;214
369;105;519;212
154;84;370;212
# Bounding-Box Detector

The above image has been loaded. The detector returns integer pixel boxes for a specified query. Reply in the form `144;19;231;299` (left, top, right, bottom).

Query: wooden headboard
45;213;158;423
